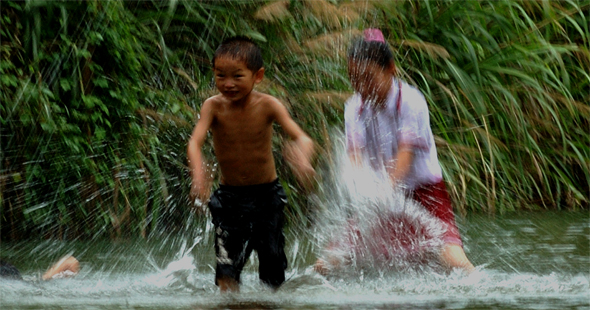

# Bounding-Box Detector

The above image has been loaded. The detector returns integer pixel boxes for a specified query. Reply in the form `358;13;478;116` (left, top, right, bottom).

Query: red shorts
322;181;463;267
411;180;463;246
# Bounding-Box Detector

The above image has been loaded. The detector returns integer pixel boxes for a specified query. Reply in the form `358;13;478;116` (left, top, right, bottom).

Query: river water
0;210;588;310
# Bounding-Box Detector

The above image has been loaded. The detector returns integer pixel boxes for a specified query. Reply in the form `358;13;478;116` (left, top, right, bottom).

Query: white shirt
344;79;443;190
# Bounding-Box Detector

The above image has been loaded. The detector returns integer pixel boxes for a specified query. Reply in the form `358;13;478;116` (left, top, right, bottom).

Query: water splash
144;237;205;291
1;225;588;310
313;130;446;274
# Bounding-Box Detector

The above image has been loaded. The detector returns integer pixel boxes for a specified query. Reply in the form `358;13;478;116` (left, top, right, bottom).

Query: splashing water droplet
314;129;446;274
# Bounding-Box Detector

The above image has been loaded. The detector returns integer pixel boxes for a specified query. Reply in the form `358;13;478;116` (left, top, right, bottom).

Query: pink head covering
364;28;385;43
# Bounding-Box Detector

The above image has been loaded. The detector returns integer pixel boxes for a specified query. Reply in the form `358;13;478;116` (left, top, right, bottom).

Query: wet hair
347;37;394;69
0;259;22;280
212;36;263;72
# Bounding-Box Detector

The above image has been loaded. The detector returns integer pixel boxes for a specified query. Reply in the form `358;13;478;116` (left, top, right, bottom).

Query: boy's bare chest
212;107;272;139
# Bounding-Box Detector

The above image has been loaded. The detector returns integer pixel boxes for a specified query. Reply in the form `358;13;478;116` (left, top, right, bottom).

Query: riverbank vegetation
1;0;588;241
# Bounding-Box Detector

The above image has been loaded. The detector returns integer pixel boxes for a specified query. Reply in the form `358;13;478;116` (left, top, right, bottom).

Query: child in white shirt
316;29;474;274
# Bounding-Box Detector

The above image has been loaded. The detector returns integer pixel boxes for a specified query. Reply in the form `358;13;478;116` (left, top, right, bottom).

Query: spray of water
312;129;446;274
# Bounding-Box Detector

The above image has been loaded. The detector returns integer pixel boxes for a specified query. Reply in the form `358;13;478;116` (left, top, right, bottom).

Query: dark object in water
0;259;23;280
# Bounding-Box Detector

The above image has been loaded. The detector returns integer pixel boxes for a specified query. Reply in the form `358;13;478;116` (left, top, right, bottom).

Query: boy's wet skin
190;57;315;194
187;37;315;292
208;57;280;186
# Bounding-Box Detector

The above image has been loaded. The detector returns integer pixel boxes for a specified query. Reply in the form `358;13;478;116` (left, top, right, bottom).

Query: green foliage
1;0;588;241
371;0;590;212
254;0;589;214
1;0;155;240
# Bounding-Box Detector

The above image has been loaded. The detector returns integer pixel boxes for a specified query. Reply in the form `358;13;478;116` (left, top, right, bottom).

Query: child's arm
348;148;363;166
42;255;79;280
387;143;413;186
272;100;316;188
187;99;215;210
390;87;429;187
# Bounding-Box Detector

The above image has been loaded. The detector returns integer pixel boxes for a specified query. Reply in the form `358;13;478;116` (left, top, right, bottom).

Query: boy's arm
187;99;215;209
271;99;316;188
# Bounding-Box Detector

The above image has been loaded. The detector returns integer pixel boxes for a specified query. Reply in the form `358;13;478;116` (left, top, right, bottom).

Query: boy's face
348;59;394;104
213;56;263;103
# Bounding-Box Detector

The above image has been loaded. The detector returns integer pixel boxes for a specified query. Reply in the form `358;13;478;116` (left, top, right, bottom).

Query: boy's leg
255;185;288;289
217;275;240;293
255;210;287;289
209;192;254;292
213;224;254;292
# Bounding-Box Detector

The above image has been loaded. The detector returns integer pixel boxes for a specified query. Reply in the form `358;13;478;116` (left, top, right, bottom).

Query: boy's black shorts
208;178;288;288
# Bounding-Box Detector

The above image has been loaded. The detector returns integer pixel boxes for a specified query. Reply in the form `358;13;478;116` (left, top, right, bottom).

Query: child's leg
217;275;240;293
255;194;287;289
412;181;461;243
255;225;287;289
441;243;474;272
412;181;474;272
213;224;253;292
314;218;358;275
209;192;254;292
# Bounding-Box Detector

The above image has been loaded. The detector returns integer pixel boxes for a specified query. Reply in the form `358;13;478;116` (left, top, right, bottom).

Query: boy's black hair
212;36;263;72
348;37;394;69
0;259;22;280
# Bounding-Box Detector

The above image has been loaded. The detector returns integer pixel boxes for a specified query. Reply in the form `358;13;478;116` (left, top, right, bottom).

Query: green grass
1;0;587;241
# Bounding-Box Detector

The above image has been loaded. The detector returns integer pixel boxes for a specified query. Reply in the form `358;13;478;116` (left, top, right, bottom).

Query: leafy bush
1;0;587;241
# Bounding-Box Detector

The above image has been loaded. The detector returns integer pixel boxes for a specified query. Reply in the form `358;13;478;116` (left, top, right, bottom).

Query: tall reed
254;0;589;213
1;0;587;241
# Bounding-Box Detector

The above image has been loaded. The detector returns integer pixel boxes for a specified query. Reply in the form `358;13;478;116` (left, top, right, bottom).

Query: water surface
1;211;588;310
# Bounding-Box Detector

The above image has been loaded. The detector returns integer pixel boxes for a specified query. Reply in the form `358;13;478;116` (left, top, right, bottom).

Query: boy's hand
292;161;316;190
284;141;316;189
190;177;211;214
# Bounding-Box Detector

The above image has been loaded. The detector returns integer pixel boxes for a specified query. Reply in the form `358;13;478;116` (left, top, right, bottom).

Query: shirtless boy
187;37;315;292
